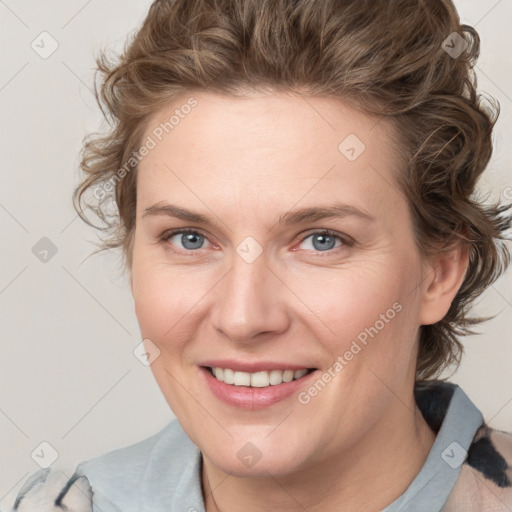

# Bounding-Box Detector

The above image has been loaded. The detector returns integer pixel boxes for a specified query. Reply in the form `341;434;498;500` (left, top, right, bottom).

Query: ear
418;239;470;326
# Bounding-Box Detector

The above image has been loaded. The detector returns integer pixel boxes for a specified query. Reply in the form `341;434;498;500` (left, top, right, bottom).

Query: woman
9;0;512;510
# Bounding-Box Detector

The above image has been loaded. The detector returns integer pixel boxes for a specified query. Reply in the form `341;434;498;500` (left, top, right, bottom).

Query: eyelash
159;228;353;256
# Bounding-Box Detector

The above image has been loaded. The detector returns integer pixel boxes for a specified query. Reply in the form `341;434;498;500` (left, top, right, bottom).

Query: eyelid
160;228;214;252
160;227;353;254
299;228;353;243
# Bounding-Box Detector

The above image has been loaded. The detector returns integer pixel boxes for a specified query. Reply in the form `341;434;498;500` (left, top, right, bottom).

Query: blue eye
298;230;345;252
164;230;210;251
161;229;350;254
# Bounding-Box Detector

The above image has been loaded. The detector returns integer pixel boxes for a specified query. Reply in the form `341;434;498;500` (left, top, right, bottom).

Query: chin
202;433;313;478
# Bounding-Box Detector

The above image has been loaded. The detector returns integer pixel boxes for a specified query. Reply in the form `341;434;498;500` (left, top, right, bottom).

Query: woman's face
131;90;433;477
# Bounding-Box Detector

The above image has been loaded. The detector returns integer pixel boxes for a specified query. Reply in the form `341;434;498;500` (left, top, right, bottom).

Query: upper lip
200;359;316;373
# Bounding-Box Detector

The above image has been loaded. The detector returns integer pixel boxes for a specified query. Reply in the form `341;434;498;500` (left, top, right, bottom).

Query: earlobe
418;241;470;326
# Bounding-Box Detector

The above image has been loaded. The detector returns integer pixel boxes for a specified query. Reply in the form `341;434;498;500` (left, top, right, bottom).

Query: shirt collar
77;381;483;512
178;381;485;512
382;381;484;511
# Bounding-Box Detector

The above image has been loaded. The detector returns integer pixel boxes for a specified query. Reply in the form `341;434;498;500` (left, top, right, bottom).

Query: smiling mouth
205;366;317;387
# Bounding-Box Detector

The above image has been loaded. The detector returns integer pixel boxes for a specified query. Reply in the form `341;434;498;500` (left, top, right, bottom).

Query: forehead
136;90;405;224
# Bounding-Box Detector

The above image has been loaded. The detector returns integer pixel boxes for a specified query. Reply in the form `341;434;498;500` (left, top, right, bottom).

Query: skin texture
130;90;469;511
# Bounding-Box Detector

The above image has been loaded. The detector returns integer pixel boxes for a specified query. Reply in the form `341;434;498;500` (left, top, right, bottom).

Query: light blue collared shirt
12;382;485;511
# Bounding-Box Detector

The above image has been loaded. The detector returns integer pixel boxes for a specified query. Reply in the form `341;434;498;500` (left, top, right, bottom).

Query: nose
211;250;291;343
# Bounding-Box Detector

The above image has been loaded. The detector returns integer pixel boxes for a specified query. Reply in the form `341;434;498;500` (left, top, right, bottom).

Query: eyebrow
142;202;376;227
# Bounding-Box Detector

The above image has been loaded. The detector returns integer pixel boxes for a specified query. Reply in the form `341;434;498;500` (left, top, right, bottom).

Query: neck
201;389;436;512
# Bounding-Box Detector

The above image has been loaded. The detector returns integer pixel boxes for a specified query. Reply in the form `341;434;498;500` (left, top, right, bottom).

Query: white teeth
210;367;312;387
294;369;308;379
269;369;284;385
233;371;251;386
223;368;235;384
282;370;294;383
251;371;270;387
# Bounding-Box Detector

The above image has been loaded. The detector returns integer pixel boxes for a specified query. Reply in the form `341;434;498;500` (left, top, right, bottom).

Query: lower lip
200;366;317;409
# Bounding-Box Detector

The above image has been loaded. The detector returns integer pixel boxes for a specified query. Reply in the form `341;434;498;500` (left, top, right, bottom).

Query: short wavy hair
74;0;512;381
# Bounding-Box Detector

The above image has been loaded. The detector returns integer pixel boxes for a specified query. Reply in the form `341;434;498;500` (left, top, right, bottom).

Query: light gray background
0;0;511;508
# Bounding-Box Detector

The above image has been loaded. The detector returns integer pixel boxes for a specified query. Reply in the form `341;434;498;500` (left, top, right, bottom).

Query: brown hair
74;0;512;380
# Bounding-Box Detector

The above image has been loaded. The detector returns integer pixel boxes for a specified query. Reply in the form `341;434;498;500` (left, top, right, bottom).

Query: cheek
292;265;404;336
131;268;201;412
132;270;168;336
131;262;186;352
293;259;421;375
131;258;216;365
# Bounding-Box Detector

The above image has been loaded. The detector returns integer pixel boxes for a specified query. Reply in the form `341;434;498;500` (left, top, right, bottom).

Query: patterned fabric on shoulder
7;467;92;512
444;424;512;511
